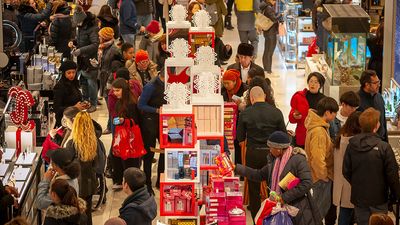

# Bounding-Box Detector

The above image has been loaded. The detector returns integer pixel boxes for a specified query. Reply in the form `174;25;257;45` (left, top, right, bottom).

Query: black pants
227;0;234;16
246;146;269;221
325;184;338;225
155;0;167;31
82;195;93;225
141;114;164;188
263;34;277;73
111;155;140;184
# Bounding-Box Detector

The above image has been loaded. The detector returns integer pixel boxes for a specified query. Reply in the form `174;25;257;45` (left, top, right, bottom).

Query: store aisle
87;11;307;225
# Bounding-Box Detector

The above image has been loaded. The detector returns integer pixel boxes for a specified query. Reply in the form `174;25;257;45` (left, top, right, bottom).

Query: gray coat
235;148;321;225
99;43;119;97
234;0;259;31
76;12;99;72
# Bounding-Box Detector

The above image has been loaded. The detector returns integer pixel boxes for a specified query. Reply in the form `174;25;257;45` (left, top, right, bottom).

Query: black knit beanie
237;43;254;56
59;60;77;73
267;131;290;149
116;68;130;81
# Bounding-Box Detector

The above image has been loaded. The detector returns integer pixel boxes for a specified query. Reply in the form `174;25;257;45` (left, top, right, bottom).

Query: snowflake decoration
194;72;220;96
194;46;217;65
169;38;190;58
164;83;191;106
193;10;211;28
169;4;187;22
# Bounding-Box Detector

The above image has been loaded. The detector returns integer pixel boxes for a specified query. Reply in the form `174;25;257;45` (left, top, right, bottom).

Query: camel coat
333;135;354;208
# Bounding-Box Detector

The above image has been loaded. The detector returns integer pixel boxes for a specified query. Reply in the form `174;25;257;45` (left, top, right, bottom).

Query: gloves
71;48;81;57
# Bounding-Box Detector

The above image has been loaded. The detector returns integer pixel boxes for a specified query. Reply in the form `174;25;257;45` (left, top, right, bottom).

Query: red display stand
188;29;215;57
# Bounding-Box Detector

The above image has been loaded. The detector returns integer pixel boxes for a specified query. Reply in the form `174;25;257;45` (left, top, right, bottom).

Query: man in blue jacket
119;0;145;45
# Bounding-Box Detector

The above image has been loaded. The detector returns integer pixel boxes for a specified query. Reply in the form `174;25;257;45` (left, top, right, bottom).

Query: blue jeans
137;14;152;27
121;34;136;46
80;70;98;107
338;207;353;225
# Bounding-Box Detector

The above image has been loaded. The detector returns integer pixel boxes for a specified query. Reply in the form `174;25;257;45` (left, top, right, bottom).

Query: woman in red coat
289;72;325;147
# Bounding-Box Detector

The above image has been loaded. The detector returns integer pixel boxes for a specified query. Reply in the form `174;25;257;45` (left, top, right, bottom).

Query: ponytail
51;179;80;211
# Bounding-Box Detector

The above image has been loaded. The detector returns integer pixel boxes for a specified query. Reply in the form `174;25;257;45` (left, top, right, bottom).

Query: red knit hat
135;50;149;63
223;69;240;81
146;20;160;34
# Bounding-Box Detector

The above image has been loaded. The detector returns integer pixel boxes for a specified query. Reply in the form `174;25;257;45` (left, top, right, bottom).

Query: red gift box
223;177;240;192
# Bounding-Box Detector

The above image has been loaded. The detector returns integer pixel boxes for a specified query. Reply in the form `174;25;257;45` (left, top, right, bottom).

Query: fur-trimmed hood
46;198;86;220
292;147;308;159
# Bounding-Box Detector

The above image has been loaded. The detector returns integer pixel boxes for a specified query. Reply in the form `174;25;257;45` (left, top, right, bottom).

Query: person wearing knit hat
221;69;247;102
99;27;115;42
126;49;158;86
73;5;87;25
227;43;264;83
139;20;164;63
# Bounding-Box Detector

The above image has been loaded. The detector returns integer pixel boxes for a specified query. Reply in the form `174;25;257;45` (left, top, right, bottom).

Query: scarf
270;146;293;194
98;39;115;66
227;79;242;101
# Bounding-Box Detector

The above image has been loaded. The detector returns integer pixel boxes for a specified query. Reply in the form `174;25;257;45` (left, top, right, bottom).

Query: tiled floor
87;1;307;224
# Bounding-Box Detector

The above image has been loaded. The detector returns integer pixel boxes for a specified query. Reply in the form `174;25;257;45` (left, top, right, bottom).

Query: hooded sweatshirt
343;133;400;207
304;109;333;182
119;186;157;225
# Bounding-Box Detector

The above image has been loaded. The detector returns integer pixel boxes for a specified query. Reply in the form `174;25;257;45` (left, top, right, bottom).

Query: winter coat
343;133;400;207
304;109;333;182
139;30;164;63
108;79;142;118
119;186;157;225
234;0;259;31
98;14;119;39
221;82;247;102
76;12;99;72
205;0;227;37
126;59;158;87
35;175;79;210
227;61;264;82
235;148;320;225
332;136;353;208
44;198;87;225
357;88;387;141
17;2;51;36
134;0;154;15
119;0;140;35
0;182;14;224
48;7;73;54
3;4;17;24
99;42;120;97
53;75;82;127
259;1;278;36
289;89;309;147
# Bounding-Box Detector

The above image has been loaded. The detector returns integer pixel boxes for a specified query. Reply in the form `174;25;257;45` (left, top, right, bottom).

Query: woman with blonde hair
67;111;100;225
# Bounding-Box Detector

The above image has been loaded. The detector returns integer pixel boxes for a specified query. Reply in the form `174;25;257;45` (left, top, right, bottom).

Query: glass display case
284;2;302;65
325;33;367;86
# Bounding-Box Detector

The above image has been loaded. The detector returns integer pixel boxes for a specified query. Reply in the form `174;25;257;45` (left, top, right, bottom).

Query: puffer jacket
99;42;119;97
259;1;278;36
235;148;320;225
139;29;164;63
126;59;158;87
76;12;99;72
134;0;154;15
48;6;73;54
343;133;400;207
17;2;51;36
44;198;87;225
289;89;309;146
304;109;333;182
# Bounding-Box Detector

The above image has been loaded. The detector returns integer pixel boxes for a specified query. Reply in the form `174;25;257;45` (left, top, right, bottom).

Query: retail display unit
188;12;215;58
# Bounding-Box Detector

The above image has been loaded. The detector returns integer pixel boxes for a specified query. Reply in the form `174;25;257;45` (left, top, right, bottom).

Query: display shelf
188;28;215;58
198;136;223;171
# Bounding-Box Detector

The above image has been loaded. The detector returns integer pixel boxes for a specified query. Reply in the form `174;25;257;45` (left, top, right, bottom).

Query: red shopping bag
255;199;277;225
112;119;147;160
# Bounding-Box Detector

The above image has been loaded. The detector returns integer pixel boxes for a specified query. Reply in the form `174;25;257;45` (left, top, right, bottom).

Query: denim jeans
338;207;353;225
80;70;98;107
137;14;152;27
121;34;136;46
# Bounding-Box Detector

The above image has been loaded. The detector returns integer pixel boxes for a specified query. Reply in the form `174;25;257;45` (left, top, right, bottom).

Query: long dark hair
59;160;81;179
98;5;113;18
112;78;135;118
246;76;276;107
375;22;384;45
51;179;80;210
335;111;362;148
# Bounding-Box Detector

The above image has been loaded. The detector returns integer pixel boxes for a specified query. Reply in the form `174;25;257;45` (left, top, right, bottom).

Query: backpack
96;138;106;175
205;3;218;25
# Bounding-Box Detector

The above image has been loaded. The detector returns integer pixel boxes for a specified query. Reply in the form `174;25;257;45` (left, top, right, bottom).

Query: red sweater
288;89;310;146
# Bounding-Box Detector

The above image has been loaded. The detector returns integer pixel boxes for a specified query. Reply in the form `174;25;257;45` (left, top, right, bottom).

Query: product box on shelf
193;105;223;137
164;143;200;182
198;137;223;170
5;126;36;156
160;109;196;149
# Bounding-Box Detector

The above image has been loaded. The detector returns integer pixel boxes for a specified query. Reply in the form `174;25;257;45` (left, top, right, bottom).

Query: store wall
394;0;400;84
383;0;398;87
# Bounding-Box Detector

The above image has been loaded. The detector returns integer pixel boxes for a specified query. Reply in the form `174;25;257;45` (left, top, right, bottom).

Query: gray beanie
267;131;290;149
73;5;87;25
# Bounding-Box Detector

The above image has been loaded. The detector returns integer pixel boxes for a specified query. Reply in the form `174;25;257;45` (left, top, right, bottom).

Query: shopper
243;76;275;109
224;0;234;30
97;5;119;39
289;72;325;148
48;1;72;54
127;50;158;87
119;0;145;45
139;20;164;63
187;1;201;22
304;97;338;220
221;69;247;102
214;37;232;66
119;168;157;225
227;43;263;82
97;27;119;109
235;131;319;225
53;60;88;127
110;78;142;189
121;43;135;62
0;151;19;225
343;108;400;225
260;0;279;76
333;111;361;225
43;179;87;225
156;0;172;31
17;0;52;52
329;91;360;142
134;0;153;29
3;0;18;23
71;5;99;112
36;148;81;210
234;0;259;57
156;35;169;71
67;112;99;225
205;0;227;38
237;86;286;220
367;22;384;93
357;70;387;141
138;71;167;193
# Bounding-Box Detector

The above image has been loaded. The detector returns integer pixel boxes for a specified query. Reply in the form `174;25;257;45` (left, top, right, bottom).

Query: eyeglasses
137;59;149;65
369;80;381;85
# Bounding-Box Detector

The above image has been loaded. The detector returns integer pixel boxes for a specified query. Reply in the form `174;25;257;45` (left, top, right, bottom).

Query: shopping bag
255;199;277;225
278;22;286;37
112;119;147;160
263;210;294;225
255;13;274;31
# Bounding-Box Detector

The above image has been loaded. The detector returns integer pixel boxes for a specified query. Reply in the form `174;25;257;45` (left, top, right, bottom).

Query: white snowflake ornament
164;82;191;107
170;4;187;22
193;10;211;28
169;38;190;58
194;46;217;65
194;72;220;96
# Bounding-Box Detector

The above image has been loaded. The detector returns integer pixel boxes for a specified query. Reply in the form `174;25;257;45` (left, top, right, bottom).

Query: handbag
255;199;277;225
255;13;274;31
112;119;147;160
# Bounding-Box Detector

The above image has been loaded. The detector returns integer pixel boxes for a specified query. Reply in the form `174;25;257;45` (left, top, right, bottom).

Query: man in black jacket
227;43;263;83
237;86;286;220
343;107;400;225
357;70;387;141
120;168;157;225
